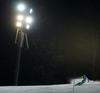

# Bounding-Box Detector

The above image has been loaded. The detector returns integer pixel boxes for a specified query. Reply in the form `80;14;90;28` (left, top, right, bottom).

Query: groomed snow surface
0;78;100;93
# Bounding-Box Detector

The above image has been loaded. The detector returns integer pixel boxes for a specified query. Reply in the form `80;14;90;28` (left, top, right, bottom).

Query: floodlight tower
15;4;33;85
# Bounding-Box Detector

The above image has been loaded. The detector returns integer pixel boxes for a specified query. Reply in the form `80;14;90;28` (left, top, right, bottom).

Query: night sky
0;0;100;86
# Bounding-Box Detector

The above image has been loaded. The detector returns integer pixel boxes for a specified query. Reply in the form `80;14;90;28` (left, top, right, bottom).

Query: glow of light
30;9;32;13
26;17;32;23
17;22;22;27
18;4;25;11
17;15;23;21
26;24;30;29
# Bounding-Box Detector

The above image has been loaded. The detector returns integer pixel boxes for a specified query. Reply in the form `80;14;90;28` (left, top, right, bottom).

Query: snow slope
0;78;100;93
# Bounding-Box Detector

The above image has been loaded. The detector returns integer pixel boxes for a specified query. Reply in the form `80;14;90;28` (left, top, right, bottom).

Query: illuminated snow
0;78;100;93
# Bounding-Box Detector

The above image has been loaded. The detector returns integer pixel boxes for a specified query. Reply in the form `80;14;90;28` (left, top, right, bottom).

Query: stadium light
18;4;25;11
17;15;24;21
29;9;32;13
26;24;30;29
26;17;32;23
15;3;33;86
17;22;22;27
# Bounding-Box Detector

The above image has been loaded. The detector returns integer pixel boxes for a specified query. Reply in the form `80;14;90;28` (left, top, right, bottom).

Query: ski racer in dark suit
75;75;89;86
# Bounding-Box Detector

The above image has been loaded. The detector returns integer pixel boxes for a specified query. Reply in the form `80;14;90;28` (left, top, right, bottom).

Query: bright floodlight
17;15;23;21
17;22;22;27
26;24;30;29
18;4;25;11
26;17;32;23
29;9;32;13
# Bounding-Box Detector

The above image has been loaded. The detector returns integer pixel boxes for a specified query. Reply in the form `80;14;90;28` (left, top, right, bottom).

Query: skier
75;75;89;86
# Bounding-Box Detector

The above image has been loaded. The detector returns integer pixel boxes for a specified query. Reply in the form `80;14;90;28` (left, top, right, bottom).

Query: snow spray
73;72;75;92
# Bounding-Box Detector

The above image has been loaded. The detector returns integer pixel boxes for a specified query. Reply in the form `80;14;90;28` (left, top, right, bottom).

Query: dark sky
0;0;100;85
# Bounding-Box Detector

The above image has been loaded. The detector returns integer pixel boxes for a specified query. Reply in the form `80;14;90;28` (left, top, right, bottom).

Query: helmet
83;75;86;77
